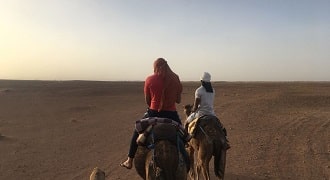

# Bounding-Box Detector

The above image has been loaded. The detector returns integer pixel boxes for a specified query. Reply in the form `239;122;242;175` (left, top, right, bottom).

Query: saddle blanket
135;117;180;134
188;115;222;135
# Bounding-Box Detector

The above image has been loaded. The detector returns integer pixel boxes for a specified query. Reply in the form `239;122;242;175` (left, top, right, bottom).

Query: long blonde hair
153;58;180;111
154;58;180;86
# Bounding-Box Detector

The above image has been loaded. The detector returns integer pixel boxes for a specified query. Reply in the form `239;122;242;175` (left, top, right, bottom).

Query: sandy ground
0;80;329;180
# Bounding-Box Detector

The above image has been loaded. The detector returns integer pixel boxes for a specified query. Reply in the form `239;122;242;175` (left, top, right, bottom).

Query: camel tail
213;140;223;178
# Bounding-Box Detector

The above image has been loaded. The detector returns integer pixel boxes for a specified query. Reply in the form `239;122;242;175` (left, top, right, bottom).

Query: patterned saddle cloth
135;117;184;146
188;115;224;135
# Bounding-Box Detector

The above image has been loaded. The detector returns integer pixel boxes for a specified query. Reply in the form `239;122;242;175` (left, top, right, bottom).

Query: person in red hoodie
120;58;185;169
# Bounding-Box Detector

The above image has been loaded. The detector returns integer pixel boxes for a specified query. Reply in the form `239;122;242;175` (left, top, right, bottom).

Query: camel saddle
135;117;180;133
135;117;183;146
188;115;224;136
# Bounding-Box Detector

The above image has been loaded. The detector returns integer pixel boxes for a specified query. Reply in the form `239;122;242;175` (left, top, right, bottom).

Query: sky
1;0;329;81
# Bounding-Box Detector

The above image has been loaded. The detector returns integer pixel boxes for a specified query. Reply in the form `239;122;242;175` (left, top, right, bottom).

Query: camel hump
198;115;223;128
151;123;178;145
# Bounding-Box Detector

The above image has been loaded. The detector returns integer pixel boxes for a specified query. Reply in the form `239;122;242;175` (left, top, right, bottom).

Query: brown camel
184;104;227;180
89;167;105;180
134;122;187;180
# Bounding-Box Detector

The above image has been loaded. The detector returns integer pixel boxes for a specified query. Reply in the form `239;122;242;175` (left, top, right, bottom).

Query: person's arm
192;97;201;112
176;80;183;103
144;78;151;107
176;93;181;104
145;94;151;107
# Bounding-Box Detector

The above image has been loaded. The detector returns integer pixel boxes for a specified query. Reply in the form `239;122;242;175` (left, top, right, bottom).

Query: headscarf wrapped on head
153;58;181;111
153;58;179;85
200;72;213;93
154;58;169;77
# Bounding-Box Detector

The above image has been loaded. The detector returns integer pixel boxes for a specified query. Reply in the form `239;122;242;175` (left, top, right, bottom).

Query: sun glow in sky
1;0;329;81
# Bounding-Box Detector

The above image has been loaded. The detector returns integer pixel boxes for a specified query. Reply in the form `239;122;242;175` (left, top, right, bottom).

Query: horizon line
1;79;329;83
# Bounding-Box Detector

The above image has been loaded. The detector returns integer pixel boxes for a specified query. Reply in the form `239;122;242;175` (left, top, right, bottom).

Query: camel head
90;167;105;180
183;104;193;118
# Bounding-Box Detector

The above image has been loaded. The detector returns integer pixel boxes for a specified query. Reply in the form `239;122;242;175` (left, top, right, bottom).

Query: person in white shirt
185;72;230;149
186;72;215;123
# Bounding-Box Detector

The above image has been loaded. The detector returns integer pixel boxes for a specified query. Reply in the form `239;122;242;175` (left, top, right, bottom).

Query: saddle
187;118;198;135
135;117;185;146
187;115;226;137
135;117;180;133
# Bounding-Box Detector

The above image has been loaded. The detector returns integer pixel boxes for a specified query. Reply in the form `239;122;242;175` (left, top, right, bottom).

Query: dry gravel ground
0;80;329;180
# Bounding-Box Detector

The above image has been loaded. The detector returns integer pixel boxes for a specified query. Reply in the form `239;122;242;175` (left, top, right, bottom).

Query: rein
198;125;212;143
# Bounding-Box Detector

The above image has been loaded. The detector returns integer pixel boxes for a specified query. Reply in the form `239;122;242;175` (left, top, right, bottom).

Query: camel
183;104;227;180
134;122;187;180
89;167;105;180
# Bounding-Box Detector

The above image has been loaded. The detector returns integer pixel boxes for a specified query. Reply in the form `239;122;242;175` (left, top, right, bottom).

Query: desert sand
0;80;329;180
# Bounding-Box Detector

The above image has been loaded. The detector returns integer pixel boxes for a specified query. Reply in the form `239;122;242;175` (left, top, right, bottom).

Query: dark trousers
128;130;139;158
146;109;182;125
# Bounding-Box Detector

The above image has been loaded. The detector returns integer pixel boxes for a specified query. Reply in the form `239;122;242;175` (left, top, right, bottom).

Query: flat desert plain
0;80;329;180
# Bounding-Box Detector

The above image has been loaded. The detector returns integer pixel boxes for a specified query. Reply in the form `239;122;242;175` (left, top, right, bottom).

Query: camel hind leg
213;138;227;179
196;163;201;180
200;158;211;180
218;149;227;180
197;149;212;180
186;145;195;179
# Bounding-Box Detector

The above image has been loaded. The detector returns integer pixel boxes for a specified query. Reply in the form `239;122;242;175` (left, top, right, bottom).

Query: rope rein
198;125;212;143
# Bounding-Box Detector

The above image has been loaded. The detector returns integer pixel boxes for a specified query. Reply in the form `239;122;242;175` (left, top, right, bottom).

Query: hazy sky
1;0;329;81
